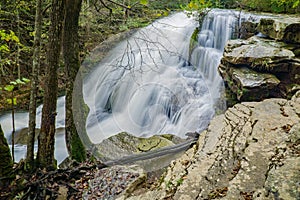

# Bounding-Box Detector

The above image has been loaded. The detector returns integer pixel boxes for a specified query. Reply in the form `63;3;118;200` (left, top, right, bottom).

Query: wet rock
120;92;300;199
12;127;65;145
258;17;300;44
13;128;40;145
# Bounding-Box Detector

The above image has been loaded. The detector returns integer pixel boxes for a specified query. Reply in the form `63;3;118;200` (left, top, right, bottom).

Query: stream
0;9;260;163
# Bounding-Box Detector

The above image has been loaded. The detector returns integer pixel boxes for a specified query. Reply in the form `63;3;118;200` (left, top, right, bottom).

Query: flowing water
0;9;259;162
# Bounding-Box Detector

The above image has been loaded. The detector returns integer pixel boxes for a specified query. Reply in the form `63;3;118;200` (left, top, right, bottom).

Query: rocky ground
114;91;300;200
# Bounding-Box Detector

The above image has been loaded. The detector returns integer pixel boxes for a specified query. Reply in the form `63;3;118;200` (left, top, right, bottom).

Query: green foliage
6;98;17;106
176;178;184;186
183;0;224;11
140;0;148;6
1;77;30;106
0;30;21;55
0;0;36;79
4;85;14;92
240;0;300;13
182;0;223;24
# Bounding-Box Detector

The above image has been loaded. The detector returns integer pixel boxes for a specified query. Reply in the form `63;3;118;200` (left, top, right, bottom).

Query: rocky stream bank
106;13;300;200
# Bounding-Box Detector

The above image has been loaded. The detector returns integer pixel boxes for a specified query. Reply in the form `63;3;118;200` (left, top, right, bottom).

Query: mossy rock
94;132;183;160
137;135;174;152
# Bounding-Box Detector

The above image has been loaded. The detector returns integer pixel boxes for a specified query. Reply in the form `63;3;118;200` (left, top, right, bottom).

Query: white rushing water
0;97;67;163
1;9;260;162
82;10;246;143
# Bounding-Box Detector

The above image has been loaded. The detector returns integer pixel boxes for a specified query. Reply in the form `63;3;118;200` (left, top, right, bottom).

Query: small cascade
82;10;250;143
190;9;261;100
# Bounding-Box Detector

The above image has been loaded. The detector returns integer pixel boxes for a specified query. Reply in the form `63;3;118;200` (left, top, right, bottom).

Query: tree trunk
63;0;87;162
37;0;64;170
0;124;14;187
26;0;43;169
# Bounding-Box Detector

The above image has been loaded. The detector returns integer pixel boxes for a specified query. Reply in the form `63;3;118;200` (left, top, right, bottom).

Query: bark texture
37;0;64;170
63;0;87;162
26;0;42;169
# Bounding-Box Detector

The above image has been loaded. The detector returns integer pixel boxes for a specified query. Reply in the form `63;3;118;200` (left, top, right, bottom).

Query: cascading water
0;97;67;163
0;9;260;162
82;10;248;143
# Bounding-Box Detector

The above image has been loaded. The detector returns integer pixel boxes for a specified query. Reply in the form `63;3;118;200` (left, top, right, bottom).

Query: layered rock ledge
117;92;300;200
219;14;300;103
219;36;300;101
258;16;300;44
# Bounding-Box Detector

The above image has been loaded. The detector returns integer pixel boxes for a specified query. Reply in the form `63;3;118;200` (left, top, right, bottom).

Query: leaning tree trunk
63;0;87;162
0;124;14;187
26;0;43;169
37;0;64;170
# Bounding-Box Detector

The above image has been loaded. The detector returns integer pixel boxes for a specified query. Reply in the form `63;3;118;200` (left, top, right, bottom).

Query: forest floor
0;156;164;199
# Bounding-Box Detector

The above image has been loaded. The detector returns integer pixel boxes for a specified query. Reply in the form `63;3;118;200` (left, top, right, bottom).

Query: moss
176;178;184;186
189;27;200;61
70;126;86;162
160;134;174;140
137;136;173;152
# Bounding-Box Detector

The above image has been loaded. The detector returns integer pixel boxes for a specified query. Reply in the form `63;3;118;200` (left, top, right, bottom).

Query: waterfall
82;10;248;143
0;9;260;162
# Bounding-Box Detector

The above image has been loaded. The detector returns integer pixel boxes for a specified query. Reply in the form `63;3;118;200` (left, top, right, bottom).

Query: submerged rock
120;92;300;200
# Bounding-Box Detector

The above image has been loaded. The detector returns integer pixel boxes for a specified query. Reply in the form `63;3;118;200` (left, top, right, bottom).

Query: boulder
219;66;280;101
258;17;300;44
222;36;295;72
240;21;258;39
12;127;65;145
219;36;300;101
120;92;300;200
93;132;184;160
